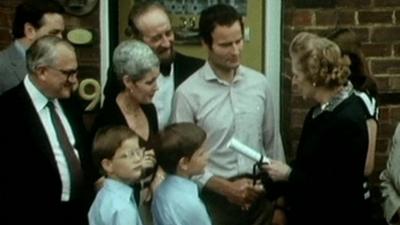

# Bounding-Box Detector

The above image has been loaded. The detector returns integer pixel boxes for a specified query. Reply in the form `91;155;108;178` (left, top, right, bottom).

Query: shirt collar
166;175;199;192
202;61;244;84
312;82;354;118
24;76;50;112
104;178;135;201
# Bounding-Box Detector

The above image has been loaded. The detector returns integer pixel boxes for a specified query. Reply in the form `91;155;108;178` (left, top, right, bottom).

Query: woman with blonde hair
264;32;375;225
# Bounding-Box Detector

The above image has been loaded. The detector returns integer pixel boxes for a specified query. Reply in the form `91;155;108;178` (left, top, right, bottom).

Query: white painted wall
265;0;282;127
100;0;109;106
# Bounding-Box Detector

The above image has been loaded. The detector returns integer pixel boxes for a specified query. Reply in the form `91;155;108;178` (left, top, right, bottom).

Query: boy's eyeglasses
114;147;145;160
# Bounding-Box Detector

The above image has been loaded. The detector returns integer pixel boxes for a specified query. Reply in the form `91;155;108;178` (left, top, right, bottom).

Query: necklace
117;92;141;117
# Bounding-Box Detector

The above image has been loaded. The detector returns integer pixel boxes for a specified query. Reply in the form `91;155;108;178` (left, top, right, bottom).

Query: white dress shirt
173;62;285;187
153;65;175;130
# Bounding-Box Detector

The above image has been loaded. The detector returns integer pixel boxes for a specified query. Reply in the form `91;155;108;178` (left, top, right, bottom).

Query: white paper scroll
227;138;271;164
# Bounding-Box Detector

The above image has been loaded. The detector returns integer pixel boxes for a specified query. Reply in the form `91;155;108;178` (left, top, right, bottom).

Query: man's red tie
47;101;83;200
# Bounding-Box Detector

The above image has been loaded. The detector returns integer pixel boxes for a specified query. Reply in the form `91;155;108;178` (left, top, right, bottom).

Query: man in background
0;0;65;95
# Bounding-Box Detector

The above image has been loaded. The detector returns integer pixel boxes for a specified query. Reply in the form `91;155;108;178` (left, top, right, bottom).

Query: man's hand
227;178;265;209
225;178;253;206
206;177;264;209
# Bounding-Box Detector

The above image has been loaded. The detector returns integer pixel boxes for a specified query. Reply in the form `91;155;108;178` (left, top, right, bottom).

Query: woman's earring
129;87;135;95
312;82;316;87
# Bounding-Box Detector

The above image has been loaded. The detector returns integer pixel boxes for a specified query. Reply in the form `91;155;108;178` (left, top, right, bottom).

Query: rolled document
227;138;271;164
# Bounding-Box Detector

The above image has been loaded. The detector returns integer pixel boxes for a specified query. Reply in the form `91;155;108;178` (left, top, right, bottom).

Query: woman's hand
263;160;292;182
94;176;106;191
142;149;156;171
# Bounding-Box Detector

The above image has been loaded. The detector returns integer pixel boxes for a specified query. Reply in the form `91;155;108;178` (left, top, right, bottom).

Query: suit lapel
16;84;59;171
173;52;184;89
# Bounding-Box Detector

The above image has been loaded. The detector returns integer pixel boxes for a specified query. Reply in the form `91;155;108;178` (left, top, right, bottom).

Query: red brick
336;0;372;8
292;10;314;26
389;75;400;92
372;27;400;43
284;10;294;27
291;96;314;109
395;43;400;56
388;67;400;74
376;139;389;154
396;11;400;25
0;1;20;9
375;75;390;91
0;28;11;44
358;10;394;25
350;28;370;42
337;10;356;25
390;105;400;123
379;122;397;138
374;0;400;7
361;43;391;57
76;46;100;64
283;58;292;74
315;10;338;26
291;109;308;127
283;0;296;8
290;141;299;158
76;65;100;80
0;9;10;27
289;127;303;141
379;106;390;122
371;59;400;75
283;27;297;43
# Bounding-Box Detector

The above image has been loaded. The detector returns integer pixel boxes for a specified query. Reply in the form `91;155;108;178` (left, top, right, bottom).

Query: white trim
265;0;282;127
100;0;110;106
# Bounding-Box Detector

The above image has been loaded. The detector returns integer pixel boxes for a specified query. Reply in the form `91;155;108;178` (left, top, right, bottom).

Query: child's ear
101;158;113;174
178;157;190;171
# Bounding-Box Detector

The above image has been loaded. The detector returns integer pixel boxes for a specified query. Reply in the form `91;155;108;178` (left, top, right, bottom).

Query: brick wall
283;0;400;184
0;1;101;129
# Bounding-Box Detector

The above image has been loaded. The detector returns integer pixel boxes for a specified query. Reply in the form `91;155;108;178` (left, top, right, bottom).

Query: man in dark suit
0;0;65;95
103;1;204;129
0;36;95;225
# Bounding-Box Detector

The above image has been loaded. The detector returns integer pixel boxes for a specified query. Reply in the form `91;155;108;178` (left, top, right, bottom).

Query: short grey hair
26;35;74;74
113;40;159;82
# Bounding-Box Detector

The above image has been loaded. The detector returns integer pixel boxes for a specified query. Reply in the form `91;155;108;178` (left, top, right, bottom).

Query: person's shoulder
175;52;204;65
0;45;13;68
334;94;369;124
0;43;14;54
239;66;271;91
0;43;18;60
176;66;205;92
0;82;24;100
240;66;267;81
354;90;378;119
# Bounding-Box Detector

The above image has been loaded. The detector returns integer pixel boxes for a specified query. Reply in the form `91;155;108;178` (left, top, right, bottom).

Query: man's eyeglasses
48;66;78;79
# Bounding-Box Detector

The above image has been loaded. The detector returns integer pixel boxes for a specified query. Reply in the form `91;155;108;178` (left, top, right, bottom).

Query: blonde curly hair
289;32;351;89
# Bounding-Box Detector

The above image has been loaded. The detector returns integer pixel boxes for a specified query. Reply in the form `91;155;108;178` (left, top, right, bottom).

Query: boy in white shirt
89;126;145;225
